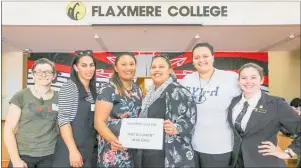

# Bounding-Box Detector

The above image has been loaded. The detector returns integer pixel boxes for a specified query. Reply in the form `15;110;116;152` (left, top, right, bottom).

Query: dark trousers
194;151;232;168
90;145;98;168
8;154;53;168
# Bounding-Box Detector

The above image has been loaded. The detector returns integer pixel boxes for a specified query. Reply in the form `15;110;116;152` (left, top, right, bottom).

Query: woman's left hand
258;141;291;159
164;120;178;135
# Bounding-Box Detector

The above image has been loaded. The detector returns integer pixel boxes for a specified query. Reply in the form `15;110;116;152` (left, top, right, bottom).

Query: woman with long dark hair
94;52;143;168
52;50;98;167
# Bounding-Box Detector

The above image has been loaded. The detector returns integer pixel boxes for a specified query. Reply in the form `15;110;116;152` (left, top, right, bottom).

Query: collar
241;90;262;107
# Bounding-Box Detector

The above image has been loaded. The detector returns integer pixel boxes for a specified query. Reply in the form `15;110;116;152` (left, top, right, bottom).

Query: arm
57;82;78;153
258;98;301;159
4;104;27;167
166;86;197;137
57;81;82;167
94;100;117;142
278;98;301;156
4;91;27;167
94;85;123;151
59;125;78;153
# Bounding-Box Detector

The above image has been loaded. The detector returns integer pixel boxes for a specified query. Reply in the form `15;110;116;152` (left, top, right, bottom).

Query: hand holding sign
109;139;123;152
163;120;178;135
119;118;164;150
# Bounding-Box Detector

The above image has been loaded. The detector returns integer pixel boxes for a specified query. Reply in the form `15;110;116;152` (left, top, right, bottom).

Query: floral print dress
96;82;142;168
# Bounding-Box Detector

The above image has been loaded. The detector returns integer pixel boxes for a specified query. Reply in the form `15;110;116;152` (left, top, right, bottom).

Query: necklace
198;69;215;103
33;86;52;104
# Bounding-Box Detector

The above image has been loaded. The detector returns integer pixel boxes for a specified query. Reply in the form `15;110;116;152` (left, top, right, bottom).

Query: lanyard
198;69;215;103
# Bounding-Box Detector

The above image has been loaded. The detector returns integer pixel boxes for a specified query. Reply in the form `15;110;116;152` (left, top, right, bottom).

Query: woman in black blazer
227;63;301;168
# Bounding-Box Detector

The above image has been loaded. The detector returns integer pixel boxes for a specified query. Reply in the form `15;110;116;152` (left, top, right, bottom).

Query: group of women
4;43;301;168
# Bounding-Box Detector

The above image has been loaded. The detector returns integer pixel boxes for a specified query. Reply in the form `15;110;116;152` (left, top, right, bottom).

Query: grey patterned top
135;81;197;168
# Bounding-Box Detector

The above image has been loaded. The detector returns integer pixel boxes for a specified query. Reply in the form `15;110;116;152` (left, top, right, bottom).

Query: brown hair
238;63;264;79
192;42;214;56
111;52;136;97
32;58;56;75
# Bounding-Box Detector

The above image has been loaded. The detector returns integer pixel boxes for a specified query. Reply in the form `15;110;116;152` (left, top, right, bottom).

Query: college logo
66;1;86;20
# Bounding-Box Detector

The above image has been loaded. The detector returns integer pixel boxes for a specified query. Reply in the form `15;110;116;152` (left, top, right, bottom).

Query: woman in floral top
94;53;142;168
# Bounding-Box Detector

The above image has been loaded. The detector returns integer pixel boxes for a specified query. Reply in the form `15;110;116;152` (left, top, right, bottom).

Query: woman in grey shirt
4;58;59;168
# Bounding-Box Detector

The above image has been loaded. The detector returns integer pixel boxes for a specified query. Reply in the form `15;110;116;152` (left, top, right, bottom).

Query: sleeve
97;84;115;104
167;86;197;137
97;84;122;136
277;98;301;155
9;90;24;108
57;81;78;127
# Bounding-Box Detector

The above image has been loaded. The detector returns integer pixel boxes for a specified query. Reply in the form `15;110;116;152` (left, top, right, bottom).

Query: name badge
254;105;266;113
52;104;59;111
91;104;95;111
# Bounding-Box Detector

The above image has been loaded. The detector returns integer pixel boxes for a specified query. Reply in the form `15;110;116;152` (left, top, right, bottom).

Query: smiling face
239;67;264;95
114;55;136;82
32;63;56;86
73;56;96;82
150;57;172;88
192;46;214;74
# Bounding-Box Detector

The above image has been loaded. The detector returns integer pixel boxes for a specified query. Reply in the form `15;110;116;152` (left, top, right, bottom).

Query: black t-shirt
142;93;166;168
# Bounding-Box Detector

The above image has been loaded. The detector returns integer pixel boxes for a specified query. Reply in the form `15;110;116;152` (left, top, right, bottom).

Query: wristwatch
284;148;293;158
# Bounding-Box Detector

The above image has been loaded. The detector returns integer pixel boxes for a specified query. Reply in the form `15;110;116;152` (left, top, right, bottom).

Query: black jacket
227;91;301;167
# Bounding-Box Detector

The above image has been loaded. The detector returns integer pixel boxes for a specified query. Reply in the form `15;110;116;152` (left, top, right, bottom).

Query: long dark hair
70;50;97;100
111;52;136;97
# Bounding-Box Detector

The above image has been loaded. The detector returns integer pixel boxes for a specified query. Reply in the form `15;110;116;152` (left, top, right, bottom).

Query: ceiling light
23;48;32;54
194;34;200;39
289;34;295;39
94;34;99;39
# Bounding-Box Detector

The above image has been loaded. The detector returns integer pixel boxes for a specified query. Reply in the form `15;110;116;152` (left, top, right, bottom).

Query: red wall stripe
214;52;268;62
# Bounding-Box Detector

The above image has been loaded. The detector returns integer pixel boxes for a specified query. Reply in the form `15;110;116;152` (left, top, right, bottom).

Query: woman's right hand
12;159;27;168
69;149;83;167
109;139;124;151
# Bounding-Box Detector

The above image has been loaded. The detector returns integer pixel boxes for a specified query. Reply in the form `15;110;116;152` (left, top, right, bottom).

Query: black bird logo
66;2;86;20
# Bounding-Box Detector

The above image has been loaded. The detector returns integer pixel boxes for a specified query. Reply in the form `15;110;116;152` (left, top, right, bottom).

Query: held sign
119;118;164;150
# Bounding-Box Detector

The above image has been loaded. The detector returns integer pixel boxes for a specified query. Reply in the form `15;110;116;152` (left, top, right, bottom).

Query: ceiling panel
2;25;300;52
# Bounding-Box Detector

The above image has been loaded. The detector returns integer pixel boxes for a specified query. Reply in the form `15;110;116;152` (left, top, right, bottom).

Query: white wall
1;44;24;120
135;55;153;77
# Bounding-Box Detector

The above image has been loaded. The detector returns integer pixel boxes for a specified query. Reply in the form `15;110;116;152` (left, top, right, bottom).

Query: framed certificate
119;118;164;150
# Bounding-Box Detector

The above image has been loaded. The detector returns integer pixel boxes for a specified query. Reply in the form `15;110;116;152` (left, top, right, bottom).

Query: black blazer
227;91;301;167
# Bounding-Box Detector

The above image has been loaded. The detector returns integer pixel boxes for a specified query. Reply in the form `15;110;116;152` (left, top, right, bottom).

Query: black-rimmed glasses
33;70;54;76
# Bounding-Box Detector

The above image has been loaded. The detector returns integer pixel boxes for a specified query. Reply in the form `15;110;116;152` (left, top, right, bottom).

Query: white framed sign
2;2;300;25
119;118;164;150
